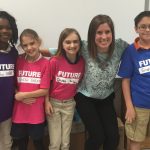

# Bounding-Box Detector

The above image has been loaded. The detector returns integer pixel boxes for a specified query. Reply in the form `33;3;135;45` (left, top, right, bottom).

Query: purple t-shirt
0;46;18;122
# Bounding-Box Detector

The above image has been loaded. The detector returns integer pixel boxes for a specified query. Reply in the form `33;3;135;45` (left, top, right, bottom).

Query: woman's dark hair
88;14;115;60
0;11;18;44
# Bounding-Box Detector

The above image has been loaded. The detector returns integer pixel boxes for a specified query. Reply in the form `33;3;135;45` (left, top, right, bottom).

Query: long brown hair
88;14;115;60
56;28;81;56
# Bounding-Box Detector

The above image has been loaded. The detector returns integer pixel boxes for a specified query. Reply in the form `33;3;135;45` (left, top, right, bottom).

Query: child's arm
39;48;57;57
45;94;53;116
39;48;51;57
122;78;135;123
15;89;48;101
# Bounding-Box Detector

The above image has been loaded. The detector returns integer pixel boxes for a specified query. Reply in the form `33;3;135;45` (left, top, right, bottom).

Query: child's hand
15;92;36;104
45;101;53;116
125;105;136;123
39;48;51;57
22;98;36;105
15;92;25;101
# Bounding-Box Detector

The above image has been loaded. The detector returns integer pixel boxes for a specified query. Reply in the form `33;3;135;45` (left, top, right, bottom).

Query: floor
141;137;150;149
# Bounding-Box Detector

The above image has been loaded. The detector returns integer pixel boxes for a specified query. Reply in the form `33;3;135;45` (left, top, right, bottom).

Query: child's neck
66;53;77;63
0;42;9;50
139;39;150;49
26;52;41;63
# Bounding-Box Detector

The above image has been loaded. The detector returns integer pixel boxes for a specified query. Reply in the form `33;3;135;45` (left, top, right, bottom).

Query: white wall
0;0;146;48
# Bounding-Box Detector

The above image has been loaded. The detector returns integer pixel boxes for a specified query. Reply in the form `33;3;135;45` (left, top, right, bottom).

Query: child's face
95;23;112;53
21;35;40;60
0;18;12;44
135;17;150;42
62;32;80;57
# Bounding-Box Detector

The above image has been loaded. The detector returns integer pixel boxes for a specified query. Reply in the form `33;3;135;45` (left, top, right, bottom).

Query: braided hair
0;11;18;44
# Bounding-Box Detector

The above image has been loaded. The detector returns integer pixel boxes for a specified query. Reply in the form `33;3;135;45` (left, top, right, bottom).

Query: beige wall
0;0;145;48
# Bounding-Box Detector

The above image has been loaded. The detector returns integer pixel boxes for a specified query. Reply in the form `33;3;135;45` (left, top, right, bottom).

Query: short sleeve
115;38;129;57
49;57;57;81
118;46;133;78
40;59;50;89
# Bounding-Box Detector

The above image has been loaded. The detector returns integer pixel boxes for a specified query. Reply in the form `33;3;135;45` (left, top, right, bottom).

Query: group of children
0;11;84;150
1;10;150;150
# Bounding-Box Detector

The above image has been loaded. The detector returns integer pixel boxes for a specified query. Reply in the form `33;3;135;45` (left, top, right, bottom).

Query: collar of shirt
0;42;13;53
25;53;42;62
134;37;150;51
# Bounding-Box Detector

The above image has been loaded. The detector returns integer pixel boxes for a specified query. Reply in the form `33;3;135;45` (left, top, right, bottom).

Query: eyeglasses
138;24;150;31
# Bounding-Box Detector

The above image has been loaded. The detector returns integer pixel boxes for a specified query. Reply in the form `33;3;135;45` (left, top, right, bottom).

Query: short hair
0;11;18;44
56;28;81;56
134;11;150;27
88;14;115;60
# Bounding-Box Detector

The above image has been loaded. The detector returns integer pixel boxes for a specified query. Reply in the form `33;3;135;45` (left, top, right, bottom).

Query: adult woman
74;14;128;150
